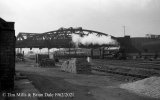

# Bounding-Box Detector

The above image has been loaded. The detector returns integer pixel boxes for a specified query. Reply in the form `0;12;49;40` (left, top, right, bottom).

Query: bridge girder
16;27;118;48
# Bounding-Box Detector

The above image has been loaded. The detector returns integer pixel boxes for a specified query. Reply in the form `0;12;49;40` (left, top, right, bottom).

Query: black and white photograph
0;0;160;100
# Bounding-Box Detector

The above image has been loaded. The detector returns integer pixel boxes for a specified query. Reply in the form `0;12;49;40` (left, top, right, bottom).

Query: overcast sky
0;0;160;37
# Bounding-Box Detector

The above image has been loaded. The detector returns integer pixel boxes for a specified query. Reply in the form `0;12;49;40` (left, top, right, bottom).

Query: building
0;18;15;90
117;36;160;58
146;34;160;39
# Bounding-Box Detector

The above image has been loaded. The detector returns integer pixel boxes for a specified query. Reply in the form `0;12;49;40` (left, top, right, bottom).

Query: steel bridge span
16;27;118;49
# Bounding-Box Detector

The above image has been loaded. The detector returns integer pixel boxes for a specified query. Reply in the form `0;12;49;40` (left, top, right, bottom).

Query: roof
0;17;14;30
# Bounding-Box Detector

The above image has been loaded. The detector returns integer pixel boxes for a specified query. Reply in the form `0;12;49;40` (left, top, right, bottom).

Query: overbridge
16;27;118;49
16;27;160;59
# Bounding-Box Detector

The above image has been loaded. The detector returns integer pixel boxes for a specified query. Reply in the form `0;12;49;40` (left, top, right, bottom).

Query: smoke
71;33;118;47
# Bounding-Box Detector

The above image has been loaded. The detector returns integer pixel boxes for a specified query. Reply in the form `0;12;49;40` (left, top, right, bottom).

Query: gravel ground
120;76;160;99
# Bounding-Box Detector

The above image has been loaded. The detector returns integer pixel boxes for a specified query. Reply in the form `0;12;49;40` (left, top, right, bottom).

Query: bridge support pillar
99;48;101;58
23;51;24;56
100;47;104;59
91;49;93;59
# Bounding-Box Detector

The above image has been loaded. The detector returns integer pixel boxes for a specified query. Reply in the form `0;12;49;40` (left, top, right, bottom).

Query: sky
0;0;160;37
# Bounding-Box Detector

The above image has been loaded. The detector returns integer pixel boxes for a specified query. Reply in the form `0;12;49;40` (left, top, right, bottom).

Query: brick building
0;18;15;90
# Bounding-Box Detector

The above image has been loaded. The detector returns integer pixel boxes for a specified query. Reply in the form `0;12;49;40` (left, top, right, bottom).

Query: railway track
92;59;160;70
92;67;148;78
91;59;160;79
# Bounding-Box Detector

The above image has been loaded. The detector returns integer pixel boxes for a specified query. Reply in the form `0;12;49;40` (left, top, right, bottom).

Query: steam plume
71;33;117;47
